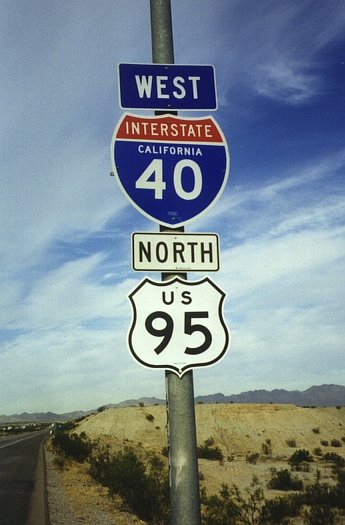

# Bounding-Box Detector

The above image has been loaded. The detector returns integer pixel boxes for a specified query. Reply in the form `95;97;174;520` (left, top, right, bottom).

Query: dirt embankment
75;403;345;495
77;403;345;457
47;404;345;524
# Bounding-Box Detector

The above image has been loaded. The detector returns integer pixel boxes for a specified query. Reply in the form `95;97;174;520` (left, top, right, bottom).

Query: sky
1;0;344;414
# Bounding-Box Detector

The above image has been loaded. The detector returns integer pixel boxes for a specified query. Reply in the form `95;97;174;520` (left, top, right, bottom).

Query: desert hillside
77;403;345;455
76;403;345;495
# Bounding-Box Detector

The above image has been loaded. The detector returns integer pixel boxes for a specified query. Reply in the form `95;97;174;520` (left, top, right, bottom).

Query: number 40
135;159;202;200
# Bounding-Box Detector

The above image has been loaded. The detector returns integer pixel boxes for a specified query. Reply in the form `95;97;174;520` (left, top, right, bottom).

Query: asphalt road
0;430;48;525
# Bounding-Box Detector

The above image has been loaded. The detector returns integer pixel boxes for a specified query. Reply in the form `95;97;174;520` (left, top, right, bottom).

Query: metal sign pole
149;1;201;524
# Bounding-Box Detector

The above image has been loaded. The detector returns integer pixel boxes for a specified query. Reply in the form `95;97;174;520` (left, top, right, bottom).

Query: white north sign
132;232;220;272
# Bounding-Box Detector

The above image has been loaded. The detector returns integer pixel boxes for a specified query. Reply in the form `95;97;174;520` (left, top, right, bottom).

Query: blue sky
1;0;344;413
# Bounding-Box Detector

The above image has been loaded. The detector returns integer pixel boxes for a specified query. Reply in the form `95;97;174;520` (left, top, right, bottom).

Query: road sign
118;63;217;111
128;276;229;376
111;113;230;227
132;232;220;272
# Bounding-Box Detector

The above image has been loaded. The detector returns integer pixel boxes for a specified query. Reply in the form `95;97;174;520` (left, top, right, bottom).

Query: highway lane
0;430;48;525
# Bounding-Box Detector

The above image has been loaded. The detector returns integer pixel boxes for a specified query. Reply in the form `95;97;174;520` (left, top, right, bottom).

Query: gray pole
164;370;201;525
150;0;174;64
149;2;201;524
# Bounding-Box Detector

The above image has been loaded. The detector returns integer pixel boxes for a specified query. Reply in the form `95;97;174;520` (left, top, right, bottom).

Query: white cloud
0;326;125;413
0;1;151;277
220;225;344;296
197;0;345;105
196;148;345;243
191;149;345;397
1;254;139;330
255;61;317;104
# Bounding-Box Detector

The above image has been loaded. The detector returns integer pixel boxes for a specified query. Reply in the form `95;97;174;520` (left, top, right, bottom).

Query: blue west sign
111;113;230;227
118;63;217;111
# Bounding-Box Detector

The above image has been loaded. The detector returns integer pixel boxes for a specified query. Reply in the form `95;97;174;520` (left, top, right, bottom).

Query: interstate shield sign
111;113;230;227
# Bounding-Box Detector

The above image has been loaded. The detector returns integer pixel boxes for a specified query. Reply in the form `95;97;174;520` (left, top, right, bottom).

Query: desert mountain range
1;384;344;423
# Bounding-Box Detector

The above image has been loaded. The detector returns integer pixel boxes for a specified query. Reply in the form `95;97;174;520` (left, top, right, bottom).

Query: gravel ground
44;447;142;525
45;448;81;525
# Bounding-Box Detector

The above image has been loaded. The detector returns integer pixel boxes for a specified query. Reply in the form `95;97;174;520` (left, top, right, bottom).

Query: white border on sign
127;275;230;377
117;63;218;111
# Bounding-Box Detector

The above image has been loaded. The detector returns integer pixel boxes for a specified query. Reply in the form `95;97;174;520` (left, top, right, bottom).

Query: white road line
0;433;42;450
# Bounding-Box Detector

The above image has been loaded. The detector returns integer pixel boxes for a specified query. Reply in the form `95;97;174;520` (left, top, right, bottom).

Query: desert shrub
303;471;345;509
262;469;345;524
89;446;169;523
58;420;77;431
51;431;95;463
312;427;320;434
246;452;260;464
321;439;329;446
304;482;337;508
146;413;154;422
313;447;323;456
202;484;239;525
304;482;345;525
203;476;265;525
257;473;344;524
53;455;66;470
233;476;266;525
198;438;224;461
286;438;297;448
75;414;89;423
267;468;303;491
261;494;302;523
261;438;272;456
323;452;345;467
335;469;345;508
304;505;337;525
288;449;313;468
330;438;342;448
